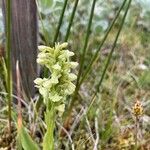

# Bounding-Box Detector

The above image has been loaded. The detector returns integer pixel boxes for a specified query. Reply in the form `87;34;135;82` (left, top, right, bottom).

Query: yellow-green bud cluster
34;43;78;113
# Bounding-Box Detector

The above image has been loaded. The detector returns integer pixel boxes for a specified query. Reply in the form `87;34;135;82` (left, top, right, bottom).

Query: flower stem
135;116;138;150
43;104;55;150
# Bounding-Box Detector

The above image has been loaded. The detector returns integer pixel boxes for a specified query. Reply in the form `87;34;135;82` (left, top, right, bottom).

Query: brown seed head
132;100;143;117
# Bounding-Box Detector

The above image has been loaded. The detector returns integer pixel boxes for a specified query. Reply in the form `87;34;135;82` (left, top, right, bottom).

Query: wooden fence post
2;0;38;99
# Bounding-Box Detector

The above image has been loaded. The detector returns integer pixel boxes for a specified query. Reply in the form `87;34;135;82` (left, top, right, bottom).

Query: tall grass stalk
89;0;132;109
62;0;96;130
79;0;127;86
66;0;127;116
96;0;132;93
64;0;79;42
53;0;68;44
66;0;127;117
75;0;96;87
71;0;97;108
6;0;12;134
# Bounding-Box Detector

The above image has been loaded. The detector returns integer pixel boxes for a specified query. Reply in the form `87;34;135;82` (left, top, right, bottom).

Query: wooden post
2;0;37;98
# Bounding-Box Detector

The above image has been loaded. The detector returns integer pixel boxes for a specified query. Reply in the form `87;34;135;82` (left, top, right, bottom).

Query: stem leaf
19;126;39;150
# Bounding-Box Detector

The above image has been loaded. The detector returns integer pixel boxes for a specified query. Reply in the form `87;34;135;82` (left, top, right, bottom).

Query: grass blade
72;0;97;105
88;0;132;110
6;0;12;135
64;0;79;42
16;61;39;150
53;0;68;45
96;0;132;93
76;0;97;86
63;0;97;126
79;0;127;85
16;60;22;150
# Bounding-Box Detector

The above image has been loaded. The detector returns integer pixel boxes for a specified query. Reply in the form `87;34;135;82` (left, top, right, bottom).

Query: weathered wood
2;0;37;98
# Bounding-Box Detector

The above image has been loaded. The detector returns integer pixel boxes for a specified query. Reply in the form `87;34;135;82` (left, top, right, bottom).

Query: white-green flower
34;43;78;114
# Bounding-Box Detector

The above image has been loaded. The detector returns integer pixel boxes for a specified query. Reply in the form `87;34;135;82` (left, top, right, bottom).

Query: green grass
5;0;12;136
0;0;150;149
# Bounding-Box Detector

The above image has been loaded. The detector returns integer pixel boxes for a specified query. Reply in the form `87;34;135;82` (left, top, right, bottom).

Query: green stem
53;0;68;45
6;0;12;134
43;104;55;150
49;109;55;150
88;0;132;111
79;0;127;86
76;0;97;86
96;0;132;93
69;0;97;114
64;0;79;42
135;116;138;150
65;0;127;117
